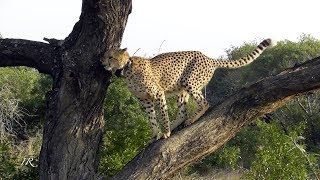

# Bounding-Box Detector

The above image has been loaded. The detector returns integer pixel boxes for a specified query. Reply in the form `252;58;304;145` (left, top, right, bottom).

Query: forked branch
111;56;320;180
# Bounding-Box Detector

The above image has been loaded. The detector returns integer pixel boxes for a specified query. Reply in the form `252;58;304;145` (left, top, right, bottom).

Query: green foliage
0;67;47;179
189;126;258;174
225;125;260;168
189;145;240;175
245;120;310;180
0;135;41;180
0;67;49;136
273;93;320;153
99;78;150;177
208;35;320;104
0;141;16;178
0;67;51;125
216;146;240;170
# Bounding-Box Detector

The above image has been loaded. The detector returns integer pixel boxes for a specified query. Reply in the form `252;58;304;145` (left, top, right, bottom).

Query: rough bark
111;56;320;180
38;1;132;179
0;39;59;75
1;0;132;179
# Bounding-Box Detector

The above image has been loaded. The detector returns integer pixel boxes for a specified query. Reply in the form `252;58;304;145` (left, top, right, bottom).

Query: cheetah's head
101;48;130;73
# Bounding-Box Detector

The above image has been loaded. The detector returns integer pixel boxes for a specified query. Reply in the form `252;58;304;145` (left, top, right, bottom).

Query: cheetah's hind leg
185;90;209;126
171;91;190;130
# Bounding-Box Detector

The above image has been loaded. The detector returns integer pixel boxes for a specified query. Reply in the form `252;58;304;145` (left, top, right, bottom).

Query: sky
1;0;320;58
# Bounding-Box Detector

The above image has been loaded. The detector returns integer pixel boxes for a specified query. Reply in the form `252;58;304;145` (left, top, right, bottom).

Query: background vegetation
1;35;320;179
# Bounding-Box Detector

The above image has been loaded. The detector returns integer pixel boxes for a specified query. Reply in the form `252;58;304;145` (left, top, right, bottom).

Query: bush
189;145;241;175
245;120;312;180
99;78;150;177
0;67;51;128
0;67;47;179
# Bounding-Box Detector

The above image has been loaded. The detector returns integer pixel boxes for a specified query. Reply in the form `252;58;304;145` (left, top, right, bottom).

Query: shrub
245;120;311;180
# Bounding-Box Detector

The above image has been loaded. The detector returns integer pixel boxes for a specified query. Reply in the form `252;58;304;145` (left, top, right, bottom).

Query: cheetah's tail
214;38;276;68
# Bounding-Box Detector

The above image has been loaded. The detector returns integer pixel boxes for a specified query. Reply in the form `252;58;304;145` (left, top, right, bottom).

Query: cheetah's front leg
156;91;171;138
139;99;159;142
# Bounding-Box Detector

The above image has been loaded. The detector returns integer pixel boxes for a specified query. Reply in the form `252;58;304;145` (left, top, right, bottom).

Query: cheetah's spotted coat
102;39;274;141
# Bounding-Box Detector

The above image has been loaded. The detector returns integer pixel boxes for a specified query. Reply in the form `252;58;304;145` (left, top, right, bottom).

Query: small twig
132;48;141;56
158;40;166;54
297;97;312;118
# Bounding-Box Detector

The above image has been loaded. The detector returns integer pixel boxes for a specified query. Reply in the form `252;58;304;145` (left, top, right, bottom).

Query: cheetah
102;39;274;140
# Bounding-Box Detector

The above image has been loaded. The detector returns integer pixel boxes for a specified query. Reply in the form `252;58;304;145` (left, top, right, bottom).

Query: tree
0;1;320;180
0;0;132;179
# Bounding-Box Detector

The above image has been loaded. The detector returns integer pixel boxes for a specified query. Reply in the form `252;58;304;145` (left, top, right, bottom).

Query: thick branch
0;39;60;75
111;56;320;180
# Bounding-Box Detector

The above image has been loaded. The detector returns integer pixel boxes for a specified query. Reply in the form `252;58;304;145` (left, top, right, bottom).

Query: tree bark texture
1;0;132;179
111;56;320;180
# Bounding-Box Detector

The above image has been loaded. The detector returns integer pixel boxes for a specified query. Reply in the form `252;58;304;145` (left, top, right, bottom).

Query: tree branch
0;39;60;75
111;56;320;180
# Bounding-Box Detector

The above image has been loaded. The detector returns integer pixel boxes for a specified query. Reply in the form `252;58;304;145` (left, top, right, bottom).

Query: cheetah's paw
163;131;171;139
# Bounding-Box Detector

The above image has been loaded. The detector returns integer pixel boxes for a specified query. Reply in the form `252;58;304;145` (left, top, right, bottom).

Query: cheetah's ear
121;48;127;52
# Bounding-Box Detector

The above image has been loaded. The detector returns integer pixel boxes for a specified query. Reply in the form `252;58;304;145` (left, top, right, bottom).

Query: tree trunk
1;0;132;179
111;56;320;180
39;1;132;179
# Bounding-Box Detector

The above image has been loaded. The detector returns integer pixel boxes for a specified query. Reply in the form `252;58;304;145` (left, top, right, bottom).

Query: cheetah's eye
109;56;113;59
